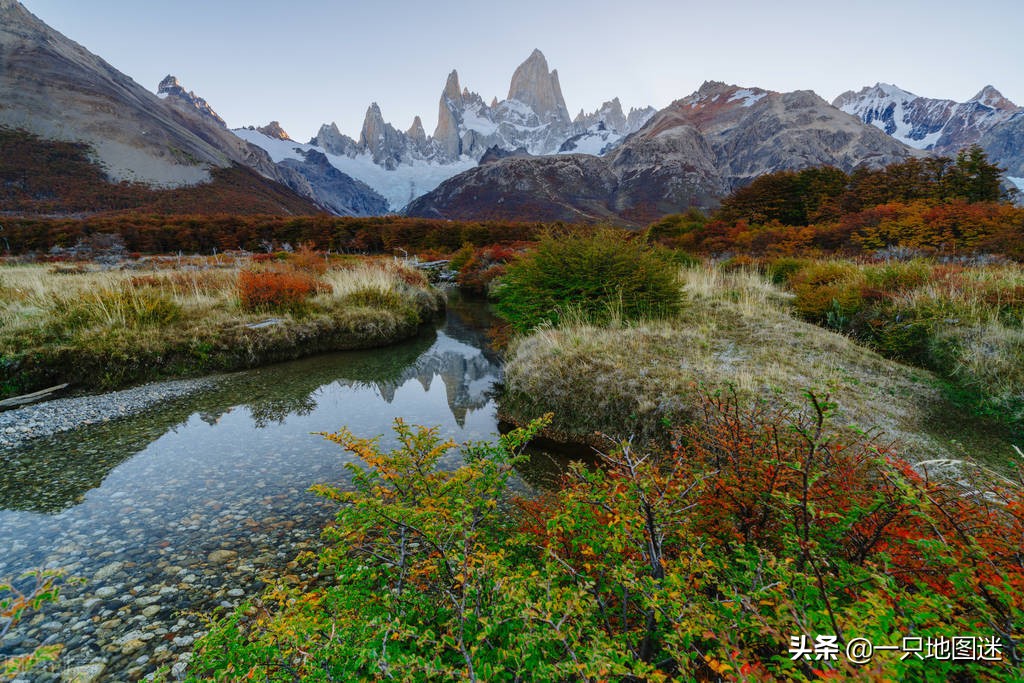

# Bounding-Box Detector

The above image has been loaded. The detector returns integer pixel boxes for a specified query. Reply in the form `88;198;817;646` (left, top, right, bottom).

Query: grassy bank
0;258;443;398
773;257;1024;423
499;264;1007;461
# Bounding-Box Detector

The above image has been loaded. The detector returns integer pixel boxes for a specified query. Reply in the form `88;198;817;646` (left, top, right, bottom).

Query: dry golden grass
0;259;441;397
779;259;1022;422
500;263;965;461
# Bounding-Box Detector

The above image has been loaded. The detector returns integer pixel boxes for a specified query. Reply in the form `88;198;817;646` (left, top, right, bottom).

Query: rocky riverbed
0;306;507;681
1;482;338;682
0;378;219;451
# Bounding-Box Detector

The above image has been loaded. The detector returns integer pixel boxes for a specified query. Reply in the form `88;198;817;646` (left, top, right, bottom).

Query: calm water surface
0;296;541;681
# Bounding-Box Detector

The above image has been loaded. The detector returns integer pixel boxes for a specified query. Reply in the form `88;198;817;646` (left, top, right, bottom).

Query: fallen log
0;383;69;409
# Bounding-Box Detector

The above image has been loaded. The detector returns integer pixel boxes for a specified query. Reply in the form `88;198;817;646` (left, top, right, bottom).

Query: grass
779;258;1024;422
0;258;442;398
499;263;1003;462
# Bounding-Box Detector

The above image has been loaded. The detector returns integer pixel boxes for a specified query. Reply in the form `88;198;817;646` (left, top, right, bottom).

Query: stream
2;293;1018;682
0;295;555;682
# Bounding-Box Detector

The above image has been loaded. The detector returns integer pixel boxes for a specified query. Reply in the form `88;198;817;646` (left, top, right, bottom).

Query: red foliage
236;267;327;310
455;241;530;296
1;214;546;257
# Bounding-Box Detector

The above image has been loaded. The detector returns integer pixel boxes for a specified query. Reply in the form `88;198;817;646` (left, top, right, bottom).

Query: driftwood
0;383;69;409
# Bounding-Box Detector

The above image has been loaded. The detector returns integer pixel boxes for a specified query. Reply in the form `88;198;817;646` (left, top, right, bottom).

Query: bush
286;243;328;275
2;569;72;678
237;267;326;311
495;229;682;332
188;392;1023;681
341;286;405;312
862;259;932;291
455;244;524;297
790;261;863;324
766;256;811;284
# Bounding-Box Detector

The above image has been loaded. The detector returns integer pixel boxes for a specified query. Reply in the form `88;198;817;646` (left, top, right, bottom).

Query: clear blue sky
18;0;1024;142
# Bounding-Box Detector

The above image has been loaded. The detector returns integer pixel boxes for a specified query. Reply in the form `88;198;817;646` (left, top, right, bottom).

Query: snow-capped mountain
155;74;386;216
406;81;914;225
236;49;655;211
833;83;1020;153
560;98;657;156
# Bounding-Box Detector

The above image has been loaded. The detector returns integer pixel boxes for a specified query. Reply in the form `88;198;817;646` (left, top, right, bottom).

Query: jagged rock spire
434;70;464;158
407;115;426;141
507;49;570;124
157;75;226;127
256;121;290;140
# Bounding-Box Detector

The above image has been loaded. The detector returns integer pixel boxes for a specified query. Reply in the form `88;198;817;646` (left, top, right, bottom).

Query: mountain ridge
241;49;656;209
406;81;915;225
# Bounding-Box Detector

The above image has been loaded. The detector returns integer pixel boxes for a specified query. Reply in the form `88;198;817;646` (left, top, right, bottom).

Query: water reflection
0;299;503;515
0;295;526;680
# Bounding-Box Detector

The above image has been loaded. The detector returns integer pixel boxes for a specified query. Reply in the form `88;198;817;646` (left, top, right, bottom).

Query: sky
17;0;1024;143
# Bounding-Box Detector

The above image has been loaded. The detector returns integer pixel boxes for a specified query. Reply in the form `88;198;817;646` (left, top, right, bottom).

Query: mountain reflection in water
0;295;503;515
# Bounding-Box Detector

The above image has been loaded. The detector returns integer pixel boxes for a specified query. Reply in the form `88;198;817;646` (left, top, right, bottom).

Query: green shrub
645;208;708;243
341;285;405;311
765;256;810;284
930;324;1024;422
495;229;682;332
790;261;863;324
188;394;1023;681
862;259;932;291
852;306;938;365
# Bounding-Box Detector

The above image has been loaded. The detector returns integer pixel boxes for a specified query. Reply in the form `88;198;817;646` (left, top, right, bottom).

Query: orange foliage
236;267;328;310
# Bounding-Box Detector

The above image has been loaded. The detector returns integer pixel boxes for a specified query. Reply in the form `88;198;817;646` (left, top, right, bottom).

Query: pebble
61;663;106;683
93;562;123;581
207;549;237;564
0;378;217;450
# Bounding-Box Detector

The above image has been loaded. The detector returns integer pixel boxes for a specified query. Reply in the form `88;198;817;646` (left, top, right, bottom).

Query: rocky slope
834;83;1024;186
0;0;332;214
156;76;388;216
277;150;388;216
0;0;227;187
980;113;1024;177
407;82;914;224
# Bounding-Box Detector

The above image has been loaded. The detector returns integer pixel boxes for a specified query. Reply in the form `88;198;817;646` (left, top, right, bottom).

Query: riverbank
0;258;444;399
498;265;1019;467
0;377;219;450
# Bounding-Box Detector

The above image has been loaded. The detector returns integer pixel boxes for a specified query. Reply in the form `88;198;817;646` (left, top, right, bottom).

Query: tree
944;145;1006;203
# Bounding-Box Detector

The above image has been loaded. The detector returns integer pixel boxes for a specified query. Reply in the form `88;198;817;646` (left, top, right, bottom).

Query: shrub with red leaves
237;267;327;310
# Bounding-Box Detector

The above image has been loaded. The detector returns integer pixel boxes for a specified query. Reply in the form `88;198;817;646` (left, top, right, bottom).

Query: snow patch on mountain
233;128;474;210
834;83;1021;153
324;153;477;212
558;124;623;156
1008;177;1024;192
727;89;767;107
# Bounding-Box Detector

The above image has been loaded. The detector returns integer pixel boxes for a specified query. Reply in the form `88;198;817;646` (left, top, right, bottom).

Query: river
0;295;548;682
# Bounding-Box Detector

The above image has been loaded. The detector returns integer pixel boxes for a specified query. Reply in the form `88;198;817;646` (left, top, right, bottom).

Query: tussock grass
778;259;1023;421
0;260;442;397
500;263;961;460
